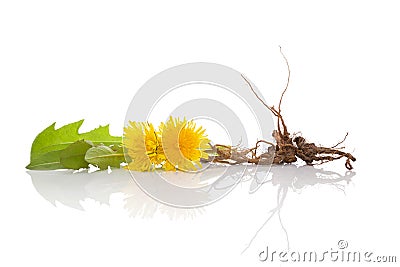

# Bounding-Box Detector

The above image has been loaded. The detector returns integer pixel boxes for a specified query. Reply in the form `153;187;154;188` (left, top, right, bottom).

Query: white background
1;1;399;266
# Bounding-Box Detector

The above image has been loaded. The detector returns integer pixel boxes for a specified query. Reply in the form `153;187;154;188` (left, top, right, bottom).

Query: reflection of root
211;47;356;171
241;165;355;254
241;186;288;254
330;183;347;195
277;188;290;252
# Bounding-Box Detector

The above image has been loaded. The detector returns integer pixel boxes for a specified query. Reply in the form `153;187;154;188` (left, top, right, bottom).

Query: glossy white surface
1;1;399;266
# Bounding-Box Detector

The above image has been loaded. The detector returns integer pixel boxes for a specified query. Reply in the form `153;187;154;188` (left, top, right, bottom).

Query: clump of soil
212;48;356;170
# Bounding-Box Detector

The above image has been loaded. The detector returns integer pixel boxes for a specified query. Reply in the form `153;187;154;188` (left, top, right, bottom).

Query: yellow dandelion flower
159;116;210;171
123;121;164;171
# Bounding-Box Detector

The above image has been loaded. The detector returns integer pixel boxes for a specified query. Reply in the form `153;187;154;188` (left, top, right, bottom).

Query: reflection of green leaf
85;145;125;170
60;140;93;170
27;120;121;170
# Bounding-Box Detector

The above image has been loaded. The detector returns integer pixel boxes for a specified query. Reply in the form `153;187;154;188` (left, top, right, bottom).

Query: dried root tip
345;158;354;170
293;136;356;170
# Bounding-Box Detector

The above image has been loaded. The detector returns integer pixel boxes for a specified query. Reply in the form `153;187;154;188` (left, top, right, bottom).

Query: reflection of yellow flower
160;117;210;171
123;122;164;171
